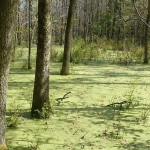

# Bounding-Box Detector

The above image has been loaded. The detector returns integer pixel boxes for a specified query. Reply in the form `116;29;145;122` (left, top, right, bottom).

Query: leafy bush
70;38;101;64
51;47;58;61
7;113;20;128
39;102;53;119
57;51;63;62
58;38;144;65
112;40;143;65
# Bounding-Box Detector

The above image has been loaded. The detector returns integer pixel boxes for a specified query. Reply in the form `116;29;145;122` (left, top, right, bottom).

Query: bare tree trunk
17;4;22;46
0;1;18;148
106;0;113;39
31;0;52;118
28;0;32;69
144;0;150;64
60;0;77;75
59;0;64;45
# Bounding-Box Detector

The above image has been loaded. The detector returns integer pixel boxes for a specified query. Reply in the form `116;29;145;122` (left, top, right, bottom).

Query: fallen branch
55;92;71;105
106;101;132;109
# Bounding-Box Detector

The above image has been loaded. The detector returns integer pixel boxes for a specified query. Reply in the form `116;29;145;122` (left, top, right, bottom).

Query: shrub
7;113;20;128
39;102;53;119
71;38;101;64
58;38;144;65
112;40;143;65
50;47;58;61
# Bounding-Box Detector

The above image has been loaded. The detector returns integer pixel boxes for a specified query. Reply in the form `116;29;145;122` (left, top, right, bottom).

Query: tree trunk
31;0;52;118
60;0;76;75
28;0;32;69
143;0;150;64
111;0;117;39
106;0;113;39
17;5;22;46
59;0;64;45
0;1;18;148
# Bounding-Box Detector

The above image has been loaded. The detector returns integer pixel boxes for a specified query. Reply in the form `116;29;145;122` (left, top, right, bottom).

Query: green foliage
112;41;143;65
57;52;63;62
39;102;53;119
6;101;23;128
15;46;27;61
57;38;144;65
70;38;101;64
50;47;58;61
123;82;139;109
21;60;28;69
6;112;20;128
28;141;40;150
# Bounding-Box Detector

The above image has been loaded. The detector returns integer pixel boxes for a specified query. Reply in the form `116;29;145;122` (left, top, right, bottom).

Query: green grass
6;46;150;149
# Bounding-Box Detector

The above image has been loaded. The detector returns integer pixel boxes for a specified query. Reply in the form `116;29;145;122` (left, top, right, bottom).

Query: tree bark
60;0;76;75
0;0;18;148
143;0;150;64
31;0;52;118
17;4;22;46
28;0;32;69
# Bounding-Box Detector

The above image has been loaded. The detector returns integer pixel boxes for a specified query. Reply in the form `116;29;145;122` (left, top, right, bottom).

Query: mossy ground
6;46;150;149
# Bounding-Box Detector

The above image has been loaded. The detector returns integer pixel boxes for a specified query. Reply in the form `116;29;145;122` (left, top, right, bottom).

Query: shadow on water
6;109;31;119
118;140;150;150
10;67;35;75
